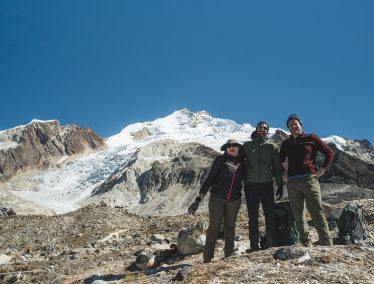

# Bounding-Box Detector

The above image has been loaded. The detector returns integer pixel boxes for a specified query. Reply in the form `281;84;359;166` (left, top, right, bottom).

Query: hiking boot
314;240;333;246
245;247;260;253
301;241;312;247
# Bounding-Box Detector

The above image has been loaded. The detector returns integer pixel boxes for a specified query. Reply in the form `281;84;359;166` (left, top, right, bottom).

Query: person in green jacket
242;121;283;251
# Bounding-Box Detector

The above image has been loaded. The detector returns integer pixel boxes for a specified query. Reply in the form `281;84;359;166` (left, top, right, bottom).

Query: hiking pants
203;193;241;262
244;182;276;249
287;175;332;245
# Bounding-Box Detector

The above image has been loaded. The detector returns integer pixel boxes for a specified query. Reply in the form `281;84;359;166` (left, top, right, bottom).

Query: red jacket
280;133;335;177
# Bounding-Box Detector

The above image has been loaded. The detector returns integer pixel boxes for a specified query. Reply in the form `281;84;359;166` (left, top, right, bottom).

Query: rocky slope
0;120;105;182
0;198;373;283
321;143;374;189
87;139;218;215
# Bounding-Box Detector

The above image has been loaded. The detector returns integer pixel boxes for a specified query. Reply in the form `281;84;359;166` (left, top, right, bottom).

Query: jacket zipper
227;158;237;201
258;141;261;183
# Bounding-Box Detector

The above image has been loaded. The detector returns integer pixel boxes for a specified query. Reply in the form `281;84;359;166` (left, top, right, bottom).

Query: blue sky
1;1;373;143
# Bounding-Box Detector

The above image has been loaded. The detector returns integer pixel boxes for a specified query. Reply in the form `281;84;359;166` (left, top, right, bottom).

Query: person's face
256;123;269;137
226;144;239;157
288;119;303;137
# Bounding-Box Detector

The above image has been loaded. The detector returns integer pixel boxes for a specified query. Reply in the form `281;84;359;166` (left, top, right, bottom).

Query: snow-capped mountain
1;108;373;215
324;135;374;165
107;108;256;151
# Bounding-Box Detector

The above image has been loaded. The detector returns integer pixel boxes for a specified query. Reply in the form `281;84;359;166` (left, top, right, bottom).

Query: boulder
176;228;205;255
273;247;309;261
0;207;16;217
0;254;11;265
135;253;155;271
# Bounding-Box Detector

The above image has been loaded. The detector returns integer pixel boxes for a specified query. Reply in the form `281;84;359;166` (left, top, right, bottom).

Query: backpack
338;203;366;245
274;201;298;246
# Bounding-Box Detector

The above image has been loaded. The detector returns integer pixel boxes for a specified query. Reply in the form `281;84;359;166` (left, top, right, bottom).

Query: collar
223;152;238;160
253;135;268;143
290;132;305;141
251;130;268;143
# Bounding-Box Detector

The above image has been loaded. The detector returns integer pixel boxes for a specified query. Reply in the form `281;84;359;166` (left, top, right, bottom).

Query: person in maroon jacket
280;114;335;247
188;138;244;263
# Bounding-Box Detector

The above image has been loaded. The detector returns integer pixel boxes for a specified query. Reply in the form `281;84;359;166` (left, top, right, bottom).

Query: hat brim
220;143;242;151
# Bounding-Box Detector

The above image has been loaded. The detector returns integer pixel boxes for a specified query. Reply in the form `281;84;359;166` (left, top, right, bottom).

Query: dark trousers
203;193;241;262
244;183;275;249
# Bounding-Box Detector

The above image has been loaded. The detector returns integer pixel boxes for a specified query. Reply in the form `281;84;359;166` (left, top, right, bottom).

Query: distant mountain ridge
0;120;105;182
0;109;373;215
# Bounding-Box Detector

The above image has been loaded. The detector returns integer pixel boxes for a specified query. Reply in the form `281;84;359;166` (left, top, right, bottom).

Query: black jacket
199;153;244;201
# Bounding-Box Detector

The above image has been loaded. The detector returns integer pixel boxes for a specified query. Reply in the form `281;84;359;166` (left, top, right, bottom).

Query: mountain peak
196;110;212;117
30;119;59;124
168;109;212;121
107;108;251;150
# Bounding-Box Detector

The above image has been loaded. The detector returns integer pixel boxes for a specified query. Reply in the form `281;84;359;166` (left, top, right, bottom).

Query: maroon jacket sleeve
312;134;335;169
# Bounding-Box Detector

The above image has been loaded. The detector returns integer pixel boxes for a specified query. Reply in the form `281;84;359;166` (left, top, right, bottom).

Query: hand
188;197;202;214
316;168;326;178
276;185;283;201
282;175;288;184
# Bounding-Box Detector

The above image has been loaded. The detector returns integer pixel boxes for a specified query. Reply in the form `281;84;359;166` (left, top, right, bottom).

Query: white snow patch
323;135;348;151
57;155;68;164
12;147;132;214
0;141;19;151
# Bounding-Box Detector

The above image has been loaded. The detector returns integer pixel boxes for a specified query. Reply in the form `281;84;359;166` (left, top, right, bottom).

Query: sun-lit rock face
88;139;219;215
0;120;105;181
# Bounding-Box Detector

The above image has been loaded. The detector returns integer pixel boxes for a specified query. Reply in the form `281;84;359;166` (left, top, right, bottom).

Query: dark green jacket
242;136;282;185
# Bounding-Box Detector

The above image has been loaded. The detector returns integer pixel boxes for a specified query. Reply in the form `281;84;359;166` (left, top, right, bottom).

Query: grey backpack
338;203;365;245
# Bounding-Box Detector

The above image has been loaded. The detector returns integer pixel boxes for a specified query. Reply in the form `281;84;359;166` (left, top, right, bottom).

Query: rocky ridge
0;120;105;182
86;139;218;215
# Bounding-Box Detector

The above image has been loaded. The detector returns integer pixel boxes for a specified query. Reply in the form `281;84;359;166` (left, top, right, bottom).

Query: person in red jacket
188;139;244;263
280;114;335;247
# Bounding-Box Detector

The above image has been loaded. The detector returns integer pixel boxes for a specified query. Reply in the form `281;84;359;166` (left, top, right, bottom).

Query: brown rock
0;120;105;181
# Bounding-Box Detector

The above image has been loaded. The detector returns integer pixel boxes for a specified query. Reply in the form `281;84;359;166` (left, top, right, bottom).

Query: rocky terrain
0;195;373;283
1;111;374;283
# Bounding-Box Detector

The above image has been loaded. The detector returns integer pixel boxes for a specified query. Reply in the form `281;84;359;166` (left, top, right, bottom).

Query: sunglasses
227;143;239;148
257;126;268;131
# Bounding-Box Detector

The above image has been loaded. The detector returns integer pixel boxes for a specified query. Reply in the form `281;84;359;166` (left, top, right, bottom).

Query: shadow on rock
84;264;192;283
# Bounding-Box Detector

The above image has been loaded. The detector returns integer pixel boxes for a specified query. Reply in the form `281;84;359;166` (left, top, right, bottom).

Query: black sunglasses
227;143;239;148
